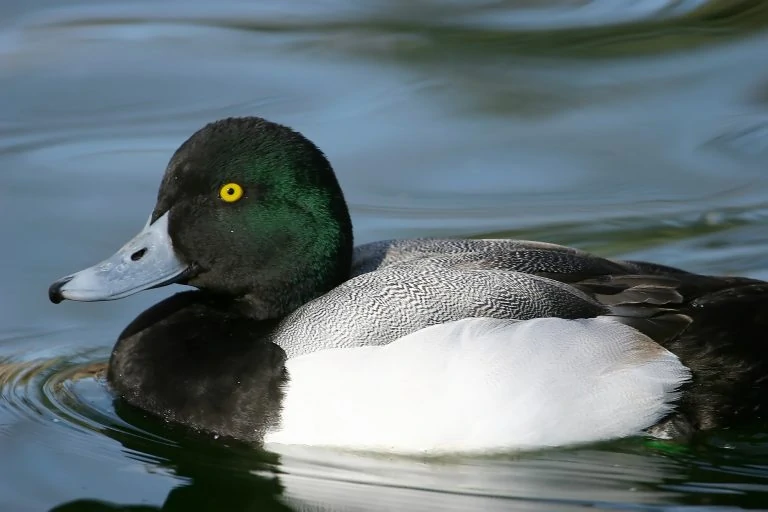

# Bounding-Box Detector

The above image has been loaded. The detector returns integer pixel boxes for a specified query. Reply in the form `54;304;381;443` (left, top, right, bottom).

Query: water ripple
4;0;767;60
4;0;751;34
0;350;170;448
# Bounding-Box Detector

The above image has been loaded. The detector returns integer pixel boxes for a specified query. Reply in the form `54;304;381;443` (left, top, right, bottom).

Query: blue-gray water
2;1;768;510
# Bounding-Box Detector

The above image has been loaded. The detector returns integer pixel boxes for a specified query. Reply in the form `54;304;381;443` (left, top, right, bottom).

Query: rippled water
2;0;768;510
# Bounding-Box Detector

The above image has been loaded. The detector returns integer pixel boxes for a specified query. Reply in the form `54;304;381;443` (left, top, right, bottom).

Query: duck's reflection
51;400;291;512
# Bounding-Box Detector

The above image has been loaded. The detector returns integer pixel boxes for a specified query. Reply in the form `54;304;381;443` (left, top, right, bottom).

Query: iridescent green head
49;117;354;318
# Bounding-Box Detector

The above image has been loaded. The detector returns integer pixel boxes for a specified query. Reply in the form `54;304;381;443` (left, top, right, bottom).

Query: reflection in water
53;404;288;512
2;0;768;509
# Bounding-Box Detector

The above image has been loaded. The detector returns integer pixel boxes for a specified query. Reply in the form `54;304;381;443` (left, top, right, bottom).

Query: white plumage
265;316;691;454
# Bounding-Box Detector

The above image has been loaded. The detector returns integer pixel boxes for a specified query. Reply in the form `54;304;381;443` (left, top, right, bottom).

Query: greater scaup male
49;117;768;453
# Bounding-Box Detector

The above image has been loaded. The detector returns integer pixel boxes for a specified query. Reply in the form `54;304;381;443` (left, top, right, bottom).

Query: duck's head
49;117;353;318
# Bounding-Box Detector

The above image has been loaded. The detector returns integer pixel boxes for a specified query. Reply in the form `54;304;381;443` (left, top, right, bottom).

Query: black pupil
227;187;235;195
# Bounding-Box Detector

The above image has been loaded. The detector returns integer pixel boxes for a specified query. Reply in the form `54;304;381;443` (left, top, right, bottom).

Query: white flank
265;316;691;454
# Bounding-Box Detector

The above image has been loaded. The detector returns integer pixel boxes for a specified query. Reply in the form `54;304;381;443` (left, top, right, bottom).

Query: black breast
107;291;287;443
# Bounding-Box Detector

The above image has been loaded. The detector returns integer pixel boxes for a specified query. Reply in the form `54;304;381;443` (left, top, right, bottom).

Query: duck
48;117;768;454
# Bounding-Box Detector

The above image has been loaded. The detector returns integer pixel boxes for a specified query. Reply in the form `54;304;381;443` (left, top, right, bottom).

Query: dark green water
2;0;768;510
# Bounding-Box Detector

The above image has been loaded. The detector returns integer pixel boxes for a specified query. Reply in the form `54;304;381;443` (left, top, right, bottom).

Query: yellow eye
219;183;244;203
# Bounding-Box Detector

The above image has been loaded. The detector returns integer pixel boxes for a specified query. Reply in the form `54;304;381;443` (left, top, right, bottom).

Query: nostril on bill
131;248;147;261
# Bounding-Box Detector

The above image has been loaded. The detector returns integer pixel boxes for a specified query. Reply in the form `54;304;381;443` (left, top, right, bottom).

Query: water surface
2;0;768;510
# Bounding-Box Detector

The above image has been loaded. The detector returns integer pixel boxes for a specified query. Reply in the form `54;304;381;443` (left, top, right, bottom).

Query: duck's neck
240;220;353;319
235;178;355;319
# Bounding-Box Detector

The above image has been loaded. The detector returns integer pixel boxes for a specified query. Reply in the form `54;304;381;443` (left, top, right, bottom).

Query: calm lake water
2;0;768;510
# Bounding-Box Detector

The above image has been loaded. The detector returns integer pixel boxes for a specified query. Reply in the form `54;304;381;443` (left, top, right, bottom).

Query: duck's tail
574;272;768;436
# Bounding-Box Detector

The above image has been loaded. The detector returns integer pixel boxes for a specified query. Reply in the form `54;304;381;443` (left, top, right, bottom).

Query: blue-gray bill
48;212;188;303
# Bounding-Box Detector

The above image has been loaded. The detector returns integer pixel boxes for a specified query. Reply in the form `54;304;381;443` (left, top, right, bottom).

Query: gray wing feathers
275;263;607;357
275;238;692;357
352;239;630;277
